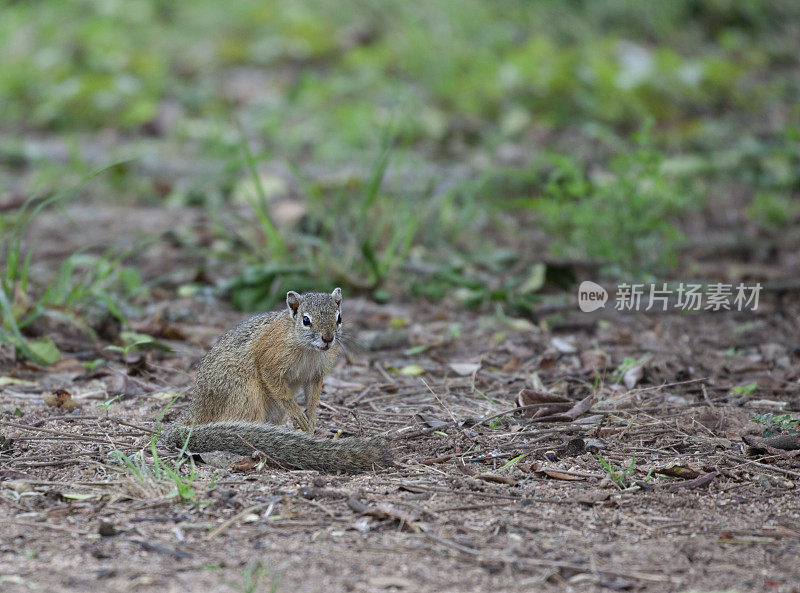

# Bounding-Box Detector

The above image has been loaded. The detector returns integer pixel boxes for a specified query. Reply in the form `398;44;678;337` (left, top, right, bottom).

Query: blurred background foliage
1;0;799;324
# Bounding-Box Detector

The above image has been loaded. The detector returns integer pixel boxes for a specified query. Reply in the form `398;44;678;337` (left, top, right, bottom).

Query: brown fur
159;289;390;473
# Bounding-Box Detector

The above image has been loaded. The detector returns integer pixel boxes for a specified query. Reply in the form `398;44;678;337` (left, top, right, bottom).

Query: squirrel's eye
337;312;342;324
302;315;311;327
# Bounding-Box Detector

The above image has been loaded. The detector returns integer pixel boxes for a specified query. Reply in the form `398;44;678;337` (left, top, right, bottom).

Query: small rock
359;329;409;351
551;337;577;354
98;521;119;537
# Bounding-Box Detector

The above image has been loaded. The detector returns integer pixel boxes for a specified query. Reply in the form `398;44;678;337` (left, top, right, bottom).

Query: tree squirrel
159;288;390;473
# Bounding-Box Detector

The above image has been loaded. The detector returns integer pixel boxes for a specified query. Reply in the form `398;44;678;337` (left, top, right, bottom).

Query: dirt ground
1;206;800;593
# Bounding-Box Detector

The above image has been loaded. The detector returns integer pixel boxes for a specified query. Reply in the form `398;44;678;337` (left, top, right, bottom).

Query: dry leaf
414;414;449;428
655;463;703;479
476;473;517;486
551;337;577;354
623;364;644;389
0;377;37;387
368;576;415;589
516;388;572;418
231;456;260;472
448;362;481;376
529;395;595;423
581;349;609;372
543;469;585;481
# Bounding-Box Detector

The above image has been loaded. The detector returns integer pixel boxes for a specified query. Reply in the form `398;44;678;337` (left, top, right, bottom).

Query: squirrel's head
286;288;343;352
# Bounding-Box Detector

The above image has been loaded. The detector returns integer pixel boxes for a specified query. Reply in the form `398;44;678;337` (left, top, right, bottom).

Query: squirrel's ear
331;287;342;306
286;291;302;316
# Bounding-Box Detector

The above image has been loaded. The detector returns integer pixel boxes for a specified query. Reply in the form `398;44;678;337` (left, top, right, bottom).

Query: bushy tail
159;422;390;474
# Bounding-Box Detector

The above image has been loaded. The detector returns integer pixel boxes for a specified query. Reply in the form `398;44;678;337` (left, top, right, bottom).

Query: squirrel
158;288;390;473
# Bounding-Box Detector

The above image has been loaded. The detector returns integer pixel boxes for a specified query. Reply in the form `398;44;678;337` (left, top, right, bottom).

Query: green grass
597;453;638;490
108;438;203;503
231;562;280;593
109;396;210;503
0;164;146;365
0;164;146;363
1;0;798;313
224;128;423;309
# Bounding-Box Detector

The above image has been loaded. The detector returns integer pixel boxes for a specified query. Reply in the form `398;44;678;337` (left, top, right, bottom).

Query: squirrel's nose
322;334;334;344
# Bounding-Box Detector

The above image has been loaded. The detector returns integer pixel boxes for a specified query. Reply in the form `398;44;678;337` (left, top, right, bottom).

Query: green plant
232;562;280;593
597;453;637;490
610;356;648;384
107;393;208;502
517;122;693;276
96;394;122;412
751;413;799;437
487;417;503;429
731;381;759;396
499;453;529;471
105;334;159;365
409;252;545;312
0;163;138;364
226;128;423;310
109;429;205;502
746;192;798;229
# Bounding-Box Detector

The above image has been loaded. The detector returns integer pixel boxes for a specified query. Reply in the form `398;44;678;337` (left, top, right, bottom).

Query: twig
421;531;672;583
721;453;800;479
0;520;90;536
0;420;135;446
205;500;276;541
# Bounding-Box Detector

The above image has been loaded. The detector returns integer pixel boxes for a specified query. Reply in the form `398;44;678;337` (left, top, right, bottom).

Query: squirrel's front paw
291;413;310;432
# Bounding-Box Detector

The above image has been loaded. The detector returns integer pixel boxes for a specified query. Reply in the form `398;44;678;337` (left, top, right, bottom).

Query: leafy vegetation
597;453;638;491
751;413;800;437
0;167;148;363
1;0;798;315
108;437;206;503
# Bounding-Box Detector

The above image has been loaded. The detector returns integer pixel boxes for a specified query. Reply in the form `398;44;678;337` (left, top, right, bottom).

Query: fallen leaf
655;463;703;479
396;364;425;376
150;391;182;401
577;492;612;505
231;456;260;472
27;336;61;365
476;473;517;486
516;388;572;418
623;364;644;389
551;337;577;354
448;362;480;376
368;576;415;589
104;373;145;397
414;414;450;428
420;455;453;465
581;349;609;372
0;377;37;387
61;492;97;501
543;469;586;481
48;357;88;375
666;471;718;492
529;395;595;423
